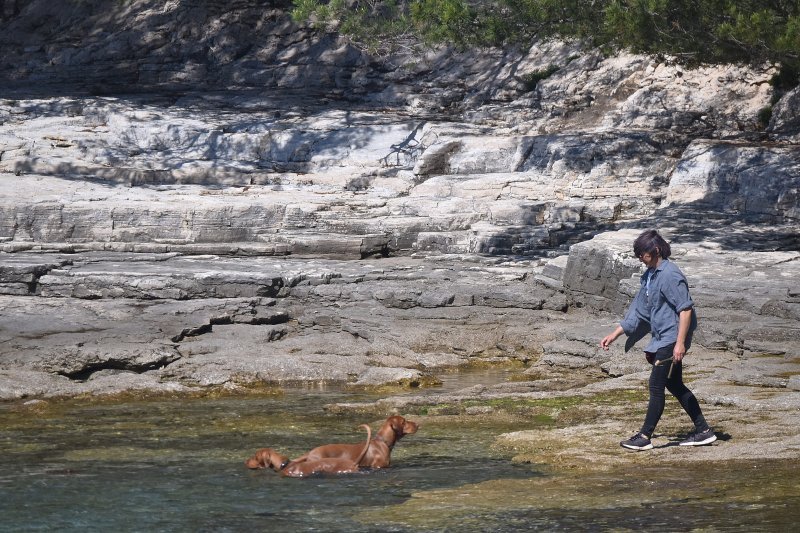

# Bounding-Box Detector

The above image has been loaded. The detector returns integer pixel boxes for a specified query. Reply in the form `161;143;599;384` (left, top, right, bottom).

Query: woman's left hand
673;342;686;363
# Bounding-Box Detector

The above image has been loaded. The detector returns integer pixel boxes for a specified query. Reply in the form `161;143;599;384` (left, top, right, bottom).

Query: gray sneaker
679;428;717;446
620;432;653;451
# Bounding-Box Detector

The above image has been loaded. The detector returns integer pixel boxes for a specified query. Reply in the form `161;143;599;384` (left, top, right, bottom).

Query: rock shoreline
1;229;797;400
0;0;798;468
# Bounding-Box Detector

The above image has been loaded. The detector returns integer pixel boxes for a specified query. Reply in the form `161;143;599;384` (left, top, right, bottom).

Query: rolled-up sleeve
661;270;693;312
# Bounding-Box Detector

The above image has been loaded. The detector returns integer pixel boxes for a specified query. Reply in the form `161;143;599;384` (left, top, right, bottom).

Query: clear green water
1;370;798;532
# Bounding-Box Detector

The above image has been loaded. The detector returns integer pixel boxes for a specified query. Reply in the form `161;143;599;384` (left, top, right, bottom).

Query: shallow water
1;369;798;532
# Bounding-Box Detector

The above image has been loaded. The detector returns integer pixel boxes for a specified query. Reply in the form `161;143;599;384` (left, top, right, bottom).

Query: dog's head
387;415;419;440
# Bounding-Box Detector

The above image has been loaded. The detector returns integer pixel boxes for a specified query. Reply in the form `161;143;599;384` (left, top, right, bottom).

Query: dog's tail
355;424;372;466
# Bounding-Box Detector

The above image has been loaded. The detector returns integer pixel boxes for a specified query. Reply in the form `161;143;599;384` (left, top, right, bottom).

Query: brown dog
244;447;290;471
280;424;372;478
285;415;418;470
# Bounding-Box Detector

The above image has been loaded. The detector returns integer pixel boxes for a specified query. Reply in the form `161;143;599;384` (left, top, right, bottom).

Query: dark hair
633;229;671;259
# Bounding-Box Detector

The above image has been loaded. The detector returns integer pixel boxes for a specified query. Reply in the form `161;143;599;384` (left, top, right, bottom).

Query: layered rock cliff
0;0;798;399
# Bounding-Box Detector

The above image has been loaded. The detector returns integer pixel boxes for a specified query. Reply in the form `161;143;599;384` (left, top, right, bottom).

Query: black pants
641;344;709;437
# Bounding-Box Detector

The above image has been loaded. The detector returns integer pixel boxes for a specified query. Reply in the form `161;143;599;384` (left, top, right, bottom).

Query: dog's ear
270;451;290;470
388;415;405;431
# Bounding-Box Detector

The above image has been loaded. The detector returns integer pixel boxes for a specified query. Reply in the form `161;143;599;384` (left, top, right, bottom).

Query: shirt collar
642;258;668;280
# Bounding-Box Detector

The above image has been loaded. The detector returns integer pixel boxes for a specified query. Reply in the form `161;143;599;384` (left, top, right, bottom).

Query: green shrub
291;0;800;87
521;64;560;91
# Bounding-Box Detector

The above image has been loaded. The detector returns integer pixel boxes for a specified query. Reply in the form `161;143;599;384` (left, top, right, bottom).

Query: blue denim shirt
620;259;696;353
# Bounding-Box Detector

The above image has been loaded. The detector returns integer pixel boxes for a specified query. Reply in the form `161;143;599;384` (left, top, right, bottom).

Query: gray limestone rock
769;86;800;137
0;1;798;401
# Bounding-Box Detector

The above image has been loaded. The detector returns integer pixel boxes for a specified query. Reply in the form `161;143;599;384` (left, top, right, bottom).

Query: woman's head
633;229;671;260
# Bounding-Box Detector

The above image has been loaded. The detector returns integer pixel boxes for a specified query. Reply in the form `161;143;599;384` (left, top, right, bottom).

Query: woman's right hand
600;335;615;350
600;326;624;350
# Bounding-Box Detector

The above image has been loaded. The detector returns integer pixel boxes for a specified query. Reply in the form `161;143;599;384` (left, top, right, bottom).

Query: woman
600;229;716;450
